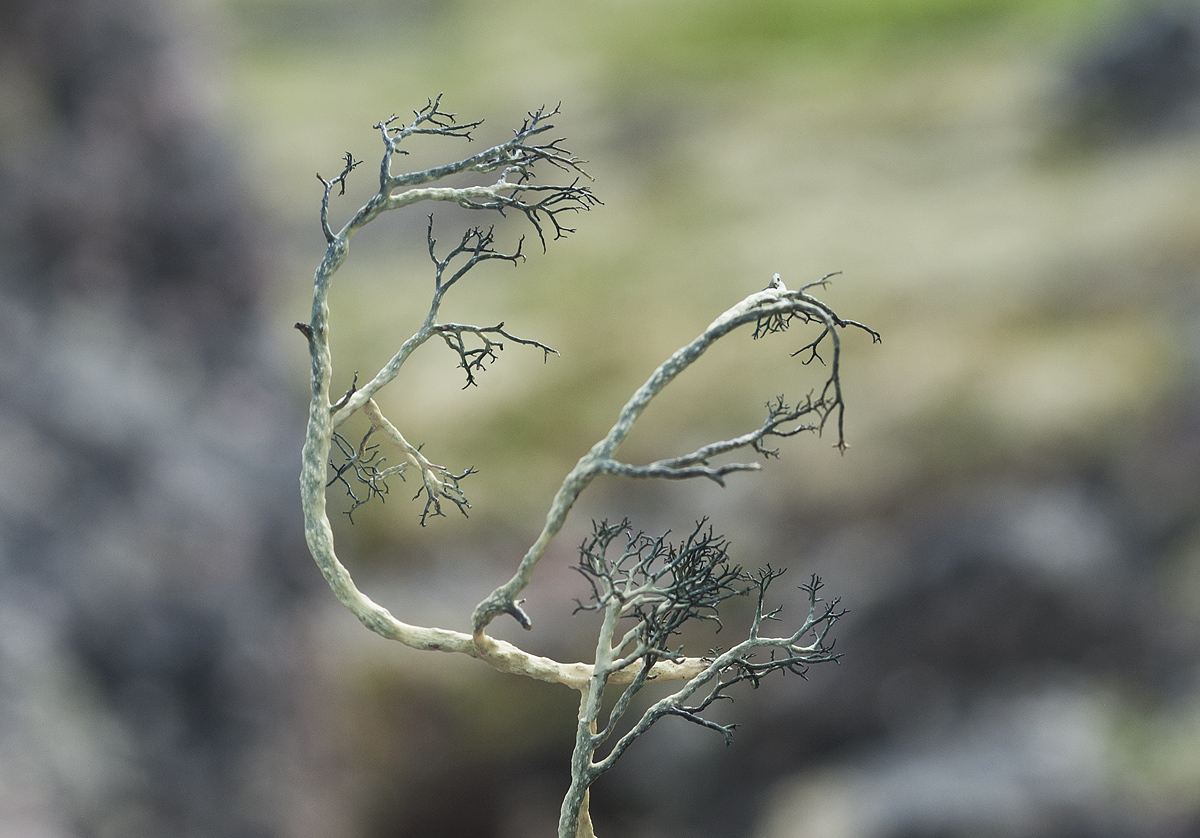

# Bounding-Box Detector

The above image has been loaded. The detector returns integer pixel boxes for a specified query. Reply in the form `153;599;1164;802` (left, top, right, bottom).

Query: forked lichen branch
469;275;879;635
298;98;876;838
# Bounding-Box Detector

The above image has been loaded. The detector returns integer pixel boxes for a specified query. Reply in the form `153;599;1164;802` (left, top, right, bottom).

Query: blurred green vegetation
224;0;1110;50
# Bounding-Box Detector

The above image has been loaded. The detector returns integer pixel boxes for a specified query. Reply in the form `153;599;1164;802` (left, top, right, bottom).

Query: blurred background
3;0;1200;835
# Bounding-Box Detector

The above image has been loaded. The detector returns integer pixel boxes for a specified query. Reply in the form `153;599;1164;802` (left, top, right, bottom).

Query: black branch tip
413;464;477;527
317;152;363;196
377;94;483;150
506;599;533;630
456;177;600;252
432;321;556;389
427;216;528;294
574;519;748;656
748;274;881;453
327;427;401;524
336;152;361;194
331;371;358;412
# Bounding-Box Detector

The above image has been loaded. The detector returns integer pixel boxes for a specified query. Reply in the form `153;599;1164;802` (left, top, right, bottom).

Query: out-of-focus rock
1061;3;1200;143
0;1;342;835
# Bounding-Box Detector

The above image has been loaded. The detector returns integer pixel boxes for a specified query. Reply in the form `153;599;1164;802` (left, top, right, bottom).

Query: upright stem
561;685;598;838
559;596;622;837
